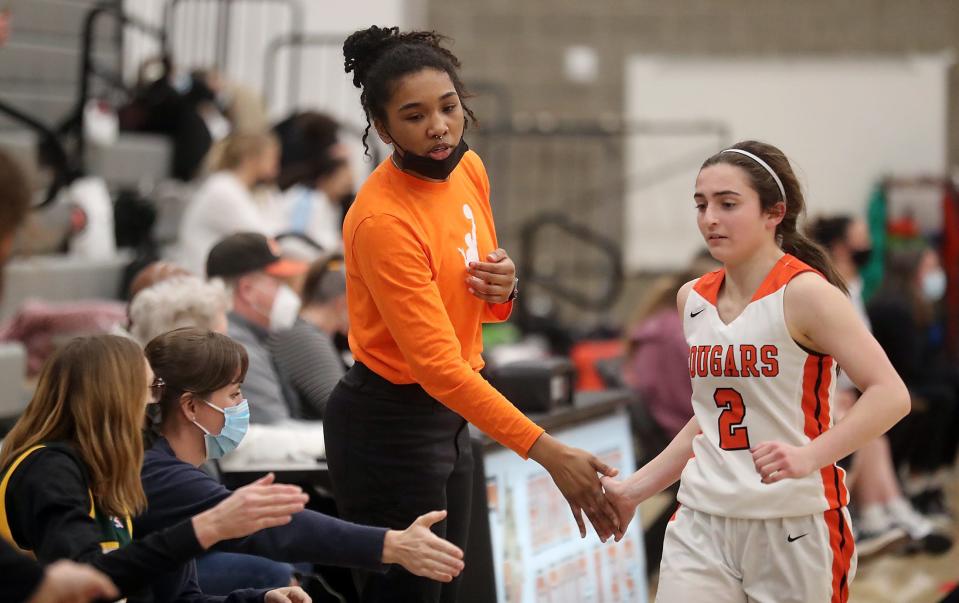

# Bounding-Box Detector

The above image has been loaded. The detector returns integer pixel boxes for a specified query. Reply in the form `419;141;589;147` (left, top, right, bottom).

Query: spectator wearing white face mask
205;232;303;424
205;233;328;468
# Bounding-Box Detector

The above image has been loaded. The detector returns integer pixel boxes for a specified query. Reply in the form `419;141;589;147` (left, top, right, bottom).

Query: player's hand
28;560;118;603
751;441;818;484
466;248;516;304
382;510;465;582
600;476;637;533
528;434;622;542
265;586;311;603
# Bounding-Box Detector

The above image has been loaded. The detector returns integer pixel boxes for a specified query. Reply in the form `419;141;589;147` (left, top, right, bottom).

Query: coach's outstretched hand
528;433;623;542
383;511;465;582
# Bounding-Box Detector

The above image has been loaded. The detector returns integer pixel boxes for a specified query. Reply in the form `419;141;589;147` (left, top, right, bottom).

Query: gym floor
851;478;959;603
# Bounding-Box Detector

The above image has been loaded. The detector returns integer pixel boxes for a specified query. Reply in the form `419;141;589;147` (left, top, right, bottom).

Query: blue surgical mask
922;269;947;302
192;399;250;460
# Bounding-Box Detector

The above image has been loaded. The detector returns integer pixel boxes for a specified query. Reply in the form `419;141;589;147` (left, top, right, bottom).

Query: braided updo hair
343;25;477;155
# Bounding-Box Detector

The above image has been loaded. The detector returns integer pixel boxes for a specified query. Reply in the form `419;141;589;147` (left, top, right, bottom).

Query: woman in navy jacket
137;328;465;601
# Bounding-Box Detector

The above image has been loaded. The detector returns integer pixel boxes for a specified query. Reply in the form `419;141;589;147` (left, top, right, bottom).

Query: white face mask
269;284;301;331
922;268;947;302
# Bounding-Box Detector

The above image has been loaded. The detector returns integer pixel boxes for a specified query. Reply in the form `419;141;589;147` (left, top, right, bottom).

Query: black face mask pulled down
390;136;469;181
851;247;873;270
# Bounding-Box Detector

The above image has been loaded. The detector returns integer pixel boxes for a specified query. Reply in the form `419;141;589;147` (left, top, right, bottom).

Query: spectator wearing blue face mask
136;327;467;602
0;334;312;603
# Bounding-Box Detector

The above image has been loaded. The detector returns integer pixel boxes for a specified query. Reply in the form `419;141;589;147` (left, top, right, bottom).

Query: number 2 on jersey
714;388;750;450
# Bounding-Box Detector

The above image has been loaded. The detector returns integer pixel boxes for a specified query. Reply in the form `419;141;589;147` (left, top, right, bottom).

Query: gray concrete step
0;88;75;129
10;0;100;38
0;129;40;174
0;41;116;88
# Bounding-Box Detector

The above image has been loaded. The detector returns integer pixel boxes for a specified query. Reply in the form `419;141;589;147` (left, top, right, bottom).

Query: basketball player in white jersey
603;141;910;602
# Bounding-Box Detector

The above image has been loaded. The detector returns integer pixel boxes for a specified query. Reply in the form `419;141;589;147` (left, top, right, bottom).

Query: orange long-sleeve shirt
343;151;545;457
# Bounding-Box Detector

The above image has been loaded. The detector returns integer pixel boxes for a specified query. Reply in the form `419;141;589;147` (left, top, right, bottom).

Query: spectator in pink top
622;252;718;441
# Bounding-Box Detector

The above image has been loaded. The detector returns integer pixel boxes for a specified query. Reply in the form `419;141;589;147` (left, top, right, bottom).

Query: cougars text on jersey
688;344;780;378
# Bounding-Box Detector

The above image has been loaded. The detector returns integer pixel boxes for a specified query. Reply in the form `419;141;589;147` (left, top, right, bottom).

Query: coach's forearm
623;417;699;505
806;380;909;470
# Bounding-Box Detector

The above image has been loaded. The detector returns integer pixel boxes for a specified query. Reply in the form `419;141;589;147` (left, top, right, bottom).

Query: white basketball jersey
676;254;849;519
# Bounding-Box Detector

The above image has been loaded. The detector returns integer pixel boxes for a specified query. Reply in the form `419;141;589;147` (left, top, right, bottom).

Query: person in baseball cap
206;232;308;281
206;232;308;425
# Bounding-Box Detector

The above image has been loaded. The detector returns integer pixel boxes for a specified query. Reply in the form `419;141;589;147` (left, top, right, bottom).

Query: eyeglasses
149;377;166;404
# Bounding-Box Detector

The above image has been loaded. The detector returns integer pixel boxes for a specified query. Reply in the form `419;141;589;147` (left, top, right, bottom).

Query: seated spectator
206;232;303;423
868;245;959;527
622;251;718;443
120;55;213;181
128;275;230;345
179;132;282;275
270;254;349;421
0;334;310;601
124;273;297;594
205;233;329;467
189;68;270;136
128;260;192;299
181;69;232;142
273;112;354;251
0;145;119;603
809;216;949;555
138;327;464;601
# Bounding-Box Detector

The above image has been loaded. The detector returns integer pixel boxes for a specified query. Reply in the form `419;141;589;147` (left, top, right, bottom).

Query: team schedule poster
485;410;647;603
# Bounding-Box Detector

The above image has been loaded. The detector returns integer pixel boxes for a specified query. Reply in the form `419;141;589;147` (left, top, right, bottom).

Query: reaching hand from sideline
382;510;465;582
192;472;309;548
265;586;312;603
28;560;118;603
528;433;623;542
600;476;640;531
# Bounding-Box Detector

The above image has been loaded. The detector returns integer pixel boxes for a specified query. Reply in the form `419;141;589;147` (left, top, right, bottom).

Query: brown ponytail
701;140;848;295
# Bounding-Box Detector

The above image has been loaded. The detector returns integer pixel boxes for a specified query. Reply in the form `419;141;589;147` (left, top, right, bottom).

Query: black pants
889;382;958;473
324;362;474;603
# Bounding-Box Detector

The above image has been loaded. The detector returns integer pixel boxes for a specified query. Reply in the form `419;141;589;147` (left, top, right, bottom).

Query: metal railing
262;34;730;316
161;0;302;100
262;31;393;168
0;0;131;207
65;3;164;167
470;117;729;322
0;99;73;208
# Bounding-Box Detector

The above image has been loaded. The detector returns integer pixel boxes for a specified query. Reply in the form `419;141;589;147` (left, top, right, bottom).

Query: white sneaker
886;497;954;555
854;504;908;558
886;497;932;539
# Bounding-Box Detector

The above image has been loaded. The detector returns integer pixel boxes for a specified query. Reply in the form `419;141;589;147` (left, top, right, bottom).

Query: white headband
720;148;787;205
